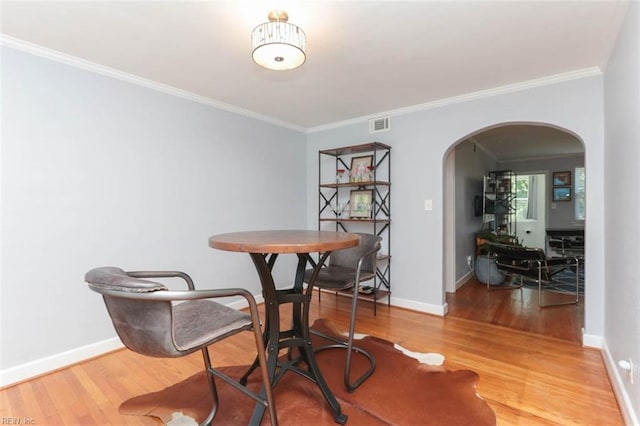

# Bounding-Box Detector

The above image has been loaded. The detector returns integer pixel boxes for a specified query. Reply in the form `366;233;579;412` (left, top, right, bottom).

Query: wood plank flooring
446;276;584;342
1;288;622;425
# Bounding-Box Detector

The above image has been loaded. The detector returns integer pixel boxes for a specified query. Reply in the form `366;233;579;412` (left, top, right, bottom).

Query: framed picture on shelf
349;155;373;182
552;171;571;186
349;189;373;218
552;186;572;201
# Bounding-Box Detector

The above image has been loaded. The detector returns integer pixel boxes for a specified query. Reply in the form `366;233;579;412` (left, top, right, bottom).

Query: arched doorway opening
443;122;586;341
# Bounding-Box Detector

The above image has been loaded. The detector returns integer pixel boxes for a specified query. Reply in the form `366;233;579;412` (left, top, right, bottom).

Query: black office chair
303;233;382;392
84;267;277;426
487;243;580;308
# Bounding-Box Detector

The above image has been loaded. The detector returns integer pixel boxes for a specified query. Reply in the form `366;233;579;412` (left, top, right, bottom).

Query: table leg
247;253;281;425
241;254;277;386
247;252;347;425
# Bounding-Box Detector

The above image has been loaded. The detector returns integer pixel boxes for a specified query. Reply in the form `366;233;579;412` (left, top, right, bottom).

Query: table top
209;230;360;254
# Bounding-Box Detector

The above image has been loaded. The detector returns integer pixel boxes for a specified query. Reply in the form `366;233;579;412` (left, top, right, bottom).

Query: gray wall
306;75;606;331
454;141;496;283
603;1;640;421
500;155;585;229
1;47;307;371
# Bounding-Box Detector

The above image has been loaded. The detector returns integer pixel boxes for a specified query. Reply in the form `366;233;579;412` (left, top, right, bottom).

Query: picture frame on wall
552;171;572;186
349;189;373;218
553;186;572;201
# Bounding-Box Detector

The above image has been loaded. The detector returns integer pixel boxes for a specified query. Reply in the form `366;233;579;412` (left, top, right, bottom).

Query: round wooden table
209;230;360;425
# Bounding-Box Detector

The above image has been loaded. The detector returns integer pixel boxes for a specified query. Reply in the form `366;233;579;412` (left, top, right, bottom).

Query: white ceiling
0;1;627;153
467;124;585;161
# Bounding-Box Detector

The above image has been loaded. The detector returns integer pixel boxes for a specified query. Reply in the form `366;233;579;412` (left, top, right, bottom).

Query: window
575;167;585;220
514;175;533;220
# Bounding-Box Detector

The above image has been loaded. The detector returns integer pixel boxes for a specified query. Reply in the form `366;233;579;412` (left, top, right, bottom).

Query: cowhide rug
120;319;496;425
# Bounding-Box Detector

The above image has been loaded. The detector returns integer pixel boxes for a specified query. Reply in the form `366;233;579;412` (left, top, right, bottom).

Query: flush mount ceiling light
251;10;306;71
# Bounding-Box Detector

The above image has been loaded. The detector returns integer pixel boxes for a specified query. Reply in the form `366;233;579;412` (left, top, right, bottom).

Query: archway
443;122;586;339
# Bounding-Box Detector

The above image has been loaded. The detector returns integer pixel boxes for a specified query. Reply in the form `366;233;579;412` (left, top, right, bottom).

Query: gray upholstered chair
84;267;277;426
303;233;382;392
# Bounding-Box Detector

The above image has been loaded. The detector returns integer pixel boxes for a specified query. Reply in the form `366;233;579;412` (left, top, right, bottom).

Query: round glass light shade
251;21;306;70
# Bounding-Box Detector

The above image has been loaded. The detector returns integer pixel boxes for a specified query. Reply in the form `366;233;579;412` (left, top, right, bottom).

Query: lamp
251;10;306;71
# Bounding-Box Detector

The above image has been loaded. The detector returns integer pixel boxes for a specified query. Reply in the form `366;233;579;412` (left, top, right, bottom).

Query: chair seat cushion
173;300;253;352
304;266;375;290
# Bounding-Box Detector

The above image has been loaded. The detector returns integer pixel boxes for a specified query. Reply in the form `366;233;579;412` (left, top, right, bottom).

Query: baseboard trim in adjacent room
0;337;124;388
455;270;474;291
601;339;640;426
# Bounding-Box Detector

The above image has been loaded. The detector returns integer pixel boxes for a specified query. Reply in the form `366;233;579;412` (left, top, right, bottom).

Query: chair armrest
98;286;255;303
127;270;196;290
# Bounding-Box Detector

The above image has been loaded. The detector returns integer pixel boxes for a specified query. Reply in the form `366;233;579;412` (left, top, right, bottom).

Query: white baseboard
390;295;447;317
582;329;604;348
0;337;124;388
0;293;266;389
316;288;447;317
601;339;640;426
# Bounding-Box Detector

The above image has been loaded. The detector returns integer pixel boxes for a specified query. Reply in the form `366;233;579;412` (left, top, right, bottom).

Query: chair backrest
487;242;551;281
85;267;181;358
329;233;382;273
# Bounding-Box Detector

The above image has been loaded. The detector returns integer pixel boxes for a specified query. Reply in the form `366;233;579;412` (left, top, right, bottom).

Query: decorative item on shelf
350;155;373;182
333;202;347;217
349;189;373;218
365;165;375;181
497;178;511;193
336;169;347;183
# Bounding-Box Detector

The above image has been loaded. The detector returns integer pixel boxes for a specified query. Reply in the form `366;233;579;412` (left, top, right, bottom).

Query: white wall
603;1;640;422
0;47;307;376
307;76;606;331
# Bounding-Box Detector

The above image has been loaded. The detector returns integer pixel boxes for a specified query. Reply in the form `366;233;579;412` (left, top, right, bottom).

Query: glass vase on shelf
365;166;375;182
336;169;347;183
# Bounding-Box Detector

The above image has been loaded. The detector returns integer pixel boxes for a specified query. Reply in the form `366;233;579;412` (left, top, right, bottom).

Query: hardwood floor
1;289;622;425
447;276;584;342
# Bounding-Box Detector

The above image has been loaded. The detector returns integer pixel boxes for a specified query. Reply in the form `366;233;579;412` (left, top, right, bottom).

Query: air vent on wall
369;116;390;133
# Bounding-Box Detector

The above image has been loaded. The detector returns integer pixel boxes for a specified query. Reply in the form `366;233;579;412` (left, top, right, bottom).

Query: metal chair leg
311;284;376;392
538;258;580;308
200;348;219;426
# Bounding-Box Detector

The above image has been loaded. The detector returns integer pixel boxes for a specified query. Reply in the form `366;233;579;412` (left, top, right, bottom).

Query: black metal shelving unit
482;170;517;236
317;142;391;315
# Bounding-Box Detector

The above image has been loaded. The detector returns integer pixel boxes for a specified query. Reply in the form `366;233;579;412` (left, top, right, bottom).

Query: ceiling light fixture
251;10;306;71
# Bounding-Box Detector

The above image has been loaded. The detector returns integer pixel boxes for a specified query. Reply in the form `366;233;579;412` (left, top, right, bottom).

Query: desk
209;230;360;425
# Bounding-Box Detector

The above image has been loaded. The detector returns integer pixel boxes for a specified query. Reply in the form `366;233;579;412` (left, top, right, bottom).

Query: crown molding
1;34;603;136
307;67;603;133
0;35;306;133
